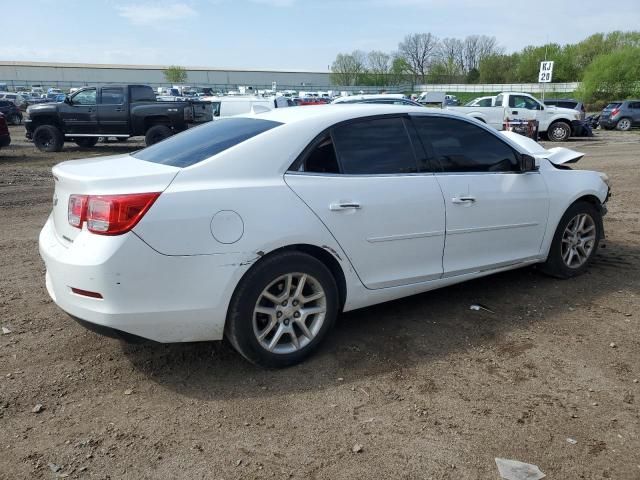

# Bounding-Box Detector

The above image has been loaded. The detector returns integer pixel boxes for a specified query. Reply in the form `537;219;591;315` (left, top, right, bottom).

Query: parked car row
463;94;639;132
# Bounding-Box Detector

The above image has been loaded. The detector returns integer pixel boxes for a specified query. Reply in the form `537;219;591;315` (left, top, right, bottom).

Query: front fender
539;162;609;256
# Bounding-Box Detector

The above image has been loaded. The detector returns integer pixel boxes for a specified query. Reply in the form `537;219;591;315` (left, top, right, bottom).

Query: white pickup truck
447;92;582;141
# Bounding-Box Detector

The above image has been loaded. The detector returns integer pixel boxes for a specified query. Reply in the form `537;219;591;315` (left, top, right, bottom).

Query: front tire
145;125;172;146
547;121;571;142
539;201;602;278
33;125;64;152
225;251;339;368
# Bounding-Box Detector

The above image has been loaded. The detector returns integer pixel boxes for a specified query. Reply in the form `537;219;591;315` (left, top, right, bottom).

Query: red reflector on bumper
70;287;103;299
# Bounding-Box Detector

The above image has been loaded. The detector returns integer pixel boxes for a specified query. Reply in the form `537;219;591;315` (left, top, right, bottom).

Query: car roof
333;94;404;103
240;104;465;126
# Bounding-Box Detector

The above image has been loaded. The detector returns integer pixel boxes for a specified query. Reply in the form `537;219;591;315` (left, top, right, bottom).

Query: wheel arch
235;243;348;312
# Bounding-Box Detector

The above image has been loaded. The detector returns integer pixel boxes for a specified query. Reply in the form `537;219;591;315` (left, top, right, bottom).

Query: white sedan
40;105;610;367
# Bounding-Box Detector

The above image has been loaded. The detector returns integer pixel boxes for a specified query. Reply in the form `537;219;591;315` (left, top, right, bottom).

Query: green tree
163;65;188;84
577;47;640;103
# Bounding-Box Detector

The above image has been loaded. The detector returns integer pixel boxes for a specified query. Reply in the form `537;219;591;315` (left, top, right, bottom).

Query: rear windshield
132;117;282;167
604;102;622;110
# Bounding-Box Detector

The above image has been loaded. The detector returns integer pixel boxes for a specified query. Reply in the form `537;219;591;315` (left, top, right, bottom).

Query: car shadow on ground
119;238;639;400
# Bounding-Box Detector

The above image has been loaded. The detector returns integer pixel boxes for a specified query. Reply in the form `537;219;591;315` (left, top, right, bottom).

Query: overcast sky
2;0;639;71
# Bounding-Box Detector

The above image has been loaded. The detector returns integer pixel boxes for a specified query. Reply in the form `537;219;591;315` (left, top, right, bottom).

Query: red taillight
611;107;620;117
68;194;88;228
67;192;160;235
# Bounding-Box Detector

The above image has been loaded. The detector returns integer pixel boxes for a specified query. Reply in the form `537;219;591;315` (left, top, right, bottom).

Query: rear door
629;102;640;125
285;115;446;289
412;115;549;276
97;86;129;135
62;88;98;134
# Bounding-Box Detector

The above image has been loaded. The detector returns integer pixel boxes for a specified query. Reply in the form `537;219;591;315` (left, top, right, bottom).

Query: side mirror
64;96;72;105
521;154;539;172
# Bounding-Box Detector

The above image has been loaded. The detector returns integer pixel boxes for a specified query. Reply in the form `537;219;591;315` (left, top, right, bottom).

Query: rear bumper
39;215;243;343
599;118;616;128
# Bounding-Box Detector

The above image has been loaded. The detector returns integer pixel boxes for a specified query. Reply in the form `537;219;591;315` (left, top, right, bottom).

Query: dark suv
543;98;585;120
599;100;640;131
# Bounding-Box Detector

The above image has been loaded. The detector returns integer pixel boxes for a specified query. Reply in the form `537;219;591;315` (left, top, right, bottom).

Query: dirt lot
1;125;639;479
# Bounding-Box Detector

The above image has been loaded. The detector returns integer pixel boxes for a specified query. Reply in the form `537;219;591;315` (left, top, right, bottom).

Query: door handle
115;108;123;112
512;110;518;115
452;196;476;205
330;202;361;211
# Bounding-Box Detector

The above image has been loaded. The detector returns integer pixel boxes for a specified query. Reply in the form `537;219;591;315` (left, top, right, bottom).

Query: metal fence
0;77;580;95
414;83;581;93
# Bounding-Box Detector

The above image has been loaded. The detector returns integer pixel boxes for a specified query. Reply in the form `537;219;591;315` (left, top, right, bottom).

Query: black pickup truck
25;84;213;152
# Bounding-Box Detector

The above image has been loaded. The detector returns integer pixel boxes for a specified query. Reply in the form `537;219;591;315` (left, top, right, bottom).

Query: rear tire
539;201;602;279
145;125;172;146
225;251;339;368
547;121;571;142
616;118;632;131
74;137;99;148
33;125;64;152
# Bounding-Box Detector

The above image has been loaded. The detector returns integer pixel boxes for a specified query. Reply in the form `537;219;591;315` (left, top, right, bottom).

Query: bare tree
463;35;501;71
351;50;368;85
331;53;356;85
367;50;392;85
398;33;439;83
331;50;368;86
439;37;465;75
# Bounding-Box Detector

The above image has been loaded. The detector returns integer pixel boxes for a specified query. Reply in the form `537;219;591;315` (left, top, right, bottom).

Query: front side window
101;88;124;105
509;95;540;110
72;89;96;105
132;117;282;168
332;117;417;174
413;116;519;173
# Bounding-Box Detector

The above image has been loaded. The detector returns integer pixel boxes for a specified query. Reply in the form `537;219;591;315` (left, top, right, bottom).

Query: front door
412;115;549;276
97;86;129;135
62;88;98;134
507;94;542;122
285;116;446;289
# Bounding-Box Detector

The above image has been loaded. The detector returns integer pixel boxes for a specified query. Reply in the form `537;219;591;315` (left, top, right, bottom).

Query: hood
27;103;59;115
545;105;580;118
499;131;584;165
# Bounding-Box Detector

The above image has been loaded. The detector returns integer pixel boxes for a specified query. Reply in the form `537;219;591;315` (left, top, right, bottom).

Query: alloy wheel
252;273;327;354
561;213;596;268
617;119;631;131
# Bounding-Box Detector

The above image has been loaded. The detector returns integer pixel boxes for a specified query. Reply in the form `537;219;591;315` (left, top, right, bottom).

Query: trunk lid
51;154;179;243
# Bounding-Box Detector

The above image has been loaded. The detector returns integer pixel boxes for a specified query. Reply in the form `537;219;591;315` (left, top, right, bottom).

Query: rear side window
413;116;519;173
332;117;417;174
132;118;282;167
130;85;156;102
101;87;124;105
629;102;640;109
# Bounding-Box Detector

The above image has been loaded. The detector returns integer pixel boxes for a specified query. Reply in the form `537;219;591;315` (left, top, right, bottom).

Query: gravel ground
1;125;639;480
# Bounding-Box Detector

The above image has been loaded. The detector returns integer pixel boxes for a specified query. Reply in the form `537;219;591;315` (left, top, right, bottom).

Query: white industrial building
0;61;332;90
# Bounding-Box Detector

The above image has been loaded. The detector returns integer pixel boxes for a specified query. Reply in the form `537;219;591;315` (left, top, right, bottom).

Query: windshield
132;117;282;168
604;103;621;110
